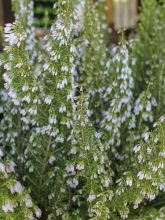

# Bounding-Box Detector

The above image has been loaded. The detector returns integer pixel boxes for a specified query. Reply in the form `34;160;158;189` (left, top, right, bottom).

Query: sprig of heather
49;92;114;219
110;116;165;219
11;0;37;60
101;43;134;160
78;0;110;127
132;0;165;129
131;206;165;220
3;0;80;215
0;150;41;219
122;0;165;153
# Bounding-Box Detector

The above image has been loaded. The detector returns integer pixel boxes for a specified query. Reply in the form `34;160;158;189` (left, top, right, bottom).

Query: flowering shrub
0;0;165;219
0;153;41;219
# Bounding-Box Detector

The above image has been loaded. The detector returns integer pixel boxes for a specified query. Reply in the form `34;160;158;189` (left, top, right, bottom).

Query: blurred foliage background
34;0;55;28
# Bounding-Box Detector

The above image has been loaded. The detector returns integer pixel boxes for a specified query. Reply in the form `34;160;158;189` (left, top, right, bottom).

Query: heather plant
100;42;134;161
49;92;114;219
131;0;165;140
2;0;78;214
0;0;165;219
0;152;41;219
77;0;110;128
111;116;165;219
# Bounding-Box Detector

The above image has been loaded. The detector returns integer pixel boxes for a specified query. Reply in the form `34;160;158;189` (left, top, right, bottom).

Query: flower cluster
0;152;41;219
12;0;37;60
111;116;165;219
77;0;110;127
101;44;134;155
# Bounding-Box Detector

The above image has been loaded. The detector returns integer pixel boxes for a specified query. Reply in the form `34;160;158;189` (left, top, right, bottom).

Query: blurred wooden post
0;0;14;51
112;0;138;30
0;0;14;25
2;0;14;24
106;0;119;44
0;0;4;51
106;0;139;44
106;0;114;24
0;0;4;26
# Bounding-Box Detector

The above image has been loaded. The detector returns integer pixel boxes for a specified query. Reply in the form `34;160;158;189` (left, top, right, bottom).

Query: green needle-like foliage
49;93;114;219
0;0;165;219
0;159;41;219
